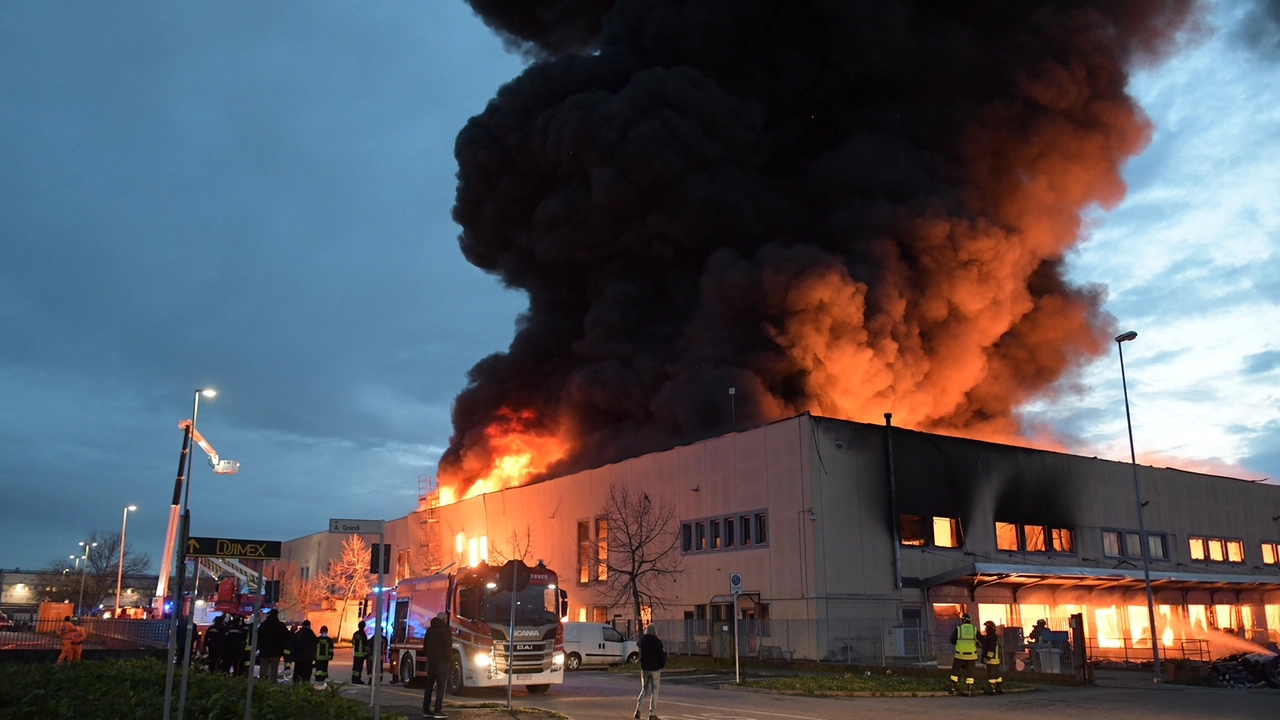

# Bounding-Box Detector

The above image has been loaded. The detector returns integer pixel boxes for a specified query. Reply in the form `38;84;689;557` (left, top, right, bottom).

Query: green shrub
0;659;367;720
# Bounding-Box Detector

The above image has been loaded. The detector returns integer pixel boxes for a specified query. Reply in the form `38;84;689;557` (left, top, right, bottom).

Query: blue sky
1;1;1277;571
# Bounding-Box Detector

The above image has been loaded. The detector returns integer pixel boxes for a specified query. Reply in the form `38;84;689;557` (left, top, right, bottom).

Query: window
1208;538;1225;562
1126;533;1144;559
899;515;927;546
576;607;587;622
1190;536;1206;560
682;524;692;552
1262;542;1278;565
1024;525;1047;553
996;522;1019;551
681;509;768;553
933;517;961;548
711;520;721;550
725;518;735;548
592;606;607;623
1147;534;1167;560
596;518;609;581
756;513;768;545
740;515;752;546
602;625;625;643
696;522;706;551
1103;531;1123;557
1227;540;1244;563
1052;528;1074;553
578;521;591;584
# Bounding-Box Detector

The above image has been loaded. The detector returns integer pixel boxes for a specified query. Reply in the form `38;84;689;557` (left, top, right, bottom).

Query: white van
561;622;639;670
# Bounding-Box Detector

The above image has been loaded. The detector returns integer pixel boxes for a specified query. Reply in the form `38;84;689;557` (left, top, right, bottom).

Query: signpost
730;572;742;683
330;518;386;720
185;537;282;560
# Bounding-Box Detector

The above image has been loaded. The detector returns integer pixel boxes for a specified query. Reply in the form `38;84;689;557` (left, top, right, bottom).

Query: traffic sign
329;518;385;534
730;572;742;595
186;536;281;560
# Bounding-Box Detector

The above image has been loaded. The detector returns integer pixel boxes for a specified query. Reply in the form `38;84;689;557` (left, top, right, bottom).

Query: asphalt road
329;658;1278;720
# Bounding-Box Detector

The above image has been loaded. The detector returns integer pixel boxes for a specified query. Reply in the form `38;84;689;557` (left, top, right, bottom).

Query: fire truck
389;559;568;694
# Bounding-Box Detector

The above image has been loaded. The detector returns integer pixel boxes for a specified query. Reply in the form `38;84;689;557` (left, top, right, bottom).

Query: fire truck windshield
478;584;559;624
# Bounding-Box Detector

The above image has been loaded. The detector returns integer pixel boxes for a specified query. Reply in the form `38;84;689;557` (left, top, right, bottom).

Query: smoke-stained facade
439;0;1201;499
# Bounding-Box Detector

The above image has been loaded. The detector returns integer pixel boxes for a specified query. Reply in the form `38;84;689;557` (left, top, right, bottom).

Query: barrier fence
0;619;171;652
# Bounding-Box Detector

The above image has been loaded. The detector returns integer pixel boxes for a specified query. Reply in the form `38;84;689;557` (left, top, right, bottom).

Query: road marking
663;700;829;720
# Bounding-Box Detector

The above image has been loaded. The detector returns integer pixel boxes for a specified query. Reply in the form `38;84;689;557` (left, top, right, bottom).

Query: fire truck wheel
400;653;424;688
526;684;550;694
566;652;582;671
447;652;466;695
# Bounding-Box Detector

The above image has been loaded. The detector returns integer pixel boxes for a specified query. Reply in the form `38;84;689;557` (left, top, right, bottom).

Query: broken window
995;522;1019;551
1189;536;1206;560
1052;528;1074;553
899;514;927;546
1103;531;1123;557
1262;542;1278;565
1227;539;1244;563
933;517;962;548
1024;525;1047;553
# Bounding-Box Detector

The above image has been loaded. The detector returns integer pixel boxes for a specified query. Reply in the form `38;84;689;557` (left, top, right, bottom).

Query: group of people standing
948;613;1004;696
199;610;334;683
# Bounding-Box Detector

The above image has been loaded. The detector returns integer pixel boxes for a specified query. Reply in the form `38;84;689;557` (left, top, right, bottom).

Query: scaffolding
418;474;443;574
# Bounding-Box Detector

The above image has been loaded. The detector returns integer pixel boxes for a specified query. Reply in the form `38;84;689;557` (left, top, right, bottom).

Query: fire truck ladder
198;557;262;591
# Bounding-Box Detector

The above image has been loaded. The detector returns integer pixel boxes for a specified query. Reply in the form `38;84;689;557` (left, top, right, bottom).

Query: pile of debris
1210;653;1280;689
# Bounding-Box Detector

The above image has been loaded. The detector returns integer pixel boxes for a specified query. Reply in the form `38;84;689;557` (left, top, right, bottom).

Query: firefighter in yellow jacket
948;613;978;696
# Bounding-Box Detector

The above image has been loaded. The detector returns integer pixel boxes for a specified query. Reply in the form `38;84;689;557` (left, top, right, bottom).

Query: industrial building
282;413;1280;665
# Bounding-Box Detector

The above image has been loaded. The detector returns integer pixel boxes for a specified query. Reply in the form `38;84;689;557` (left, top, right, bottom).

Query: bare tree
276;561;326;620
597;483;684;636
320;535;372;641
40;530;151;613
487;525;536;565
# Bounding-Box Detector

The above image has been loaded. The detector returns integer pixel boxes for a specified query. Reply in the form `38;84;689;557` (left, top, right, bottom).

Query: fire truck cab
391;560;568;694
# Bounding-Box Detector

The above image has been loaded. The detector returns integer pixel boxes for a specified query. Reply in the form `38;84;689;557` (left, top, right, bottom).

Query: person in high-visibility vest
351;621;370;684
314;625;334;684
948;613;979;696
56;616;77;664
69;618;87;661
981;621;1004;695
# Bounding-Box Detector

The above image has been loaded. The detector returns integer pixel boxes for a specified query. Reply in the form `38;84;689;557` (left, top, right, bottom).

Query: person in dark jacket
204;616;227;673
635;625;666;720
351;621;370;684
289;619;319;683
981;621;1004;695
257;610;290;682
315;625;334;684
223;616;245;675
422;613;452;718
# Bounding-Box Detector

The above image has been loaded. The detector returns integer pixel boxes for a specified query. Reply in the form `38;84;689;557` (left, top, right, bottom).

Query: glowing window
977;603;1009;628
578;521;591;583
899;514;927;546
1227;540;1244;563
1208;539;1225;562
933;517;962;548
1052;528;1074;553
1103;531;1123;557
596;518;608;580
468;538;479;568
995;522;1019;551
1262;543;1277;565
1189;536;1206;560
576;607;587;622
1214;604;1235;629
1024;526;1046;553
1094;607;1122;648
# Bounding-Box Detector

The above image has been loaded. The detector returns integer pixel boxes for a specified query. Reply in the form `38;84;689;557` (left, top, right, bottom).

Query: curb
720;684;1036;698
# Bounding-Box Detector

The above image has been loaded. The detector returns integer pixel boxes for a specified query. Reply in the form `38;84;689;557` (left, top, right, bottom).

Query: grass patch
0;658;370;719
738;673;953;695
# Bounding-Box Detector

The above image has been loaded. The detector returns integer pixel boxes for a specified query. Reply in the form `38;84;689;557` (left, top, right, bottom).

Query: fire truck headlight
553;652;565;665
474;652;491;667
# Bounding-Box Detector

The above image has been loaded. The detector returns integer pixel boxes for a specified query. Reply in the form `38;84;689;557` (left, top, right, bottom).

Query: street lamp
115;505;137;619
77;541;97;616
1116;330;1160;683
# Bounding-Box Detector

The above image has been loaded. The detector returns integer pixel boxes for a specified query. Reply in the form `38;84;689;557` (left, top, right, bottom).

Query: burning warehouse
283;414;1280;668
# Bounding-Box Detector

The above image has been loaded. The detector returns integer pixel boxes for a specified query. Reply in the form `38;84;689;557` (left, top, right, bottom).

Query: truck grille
491;639;554;673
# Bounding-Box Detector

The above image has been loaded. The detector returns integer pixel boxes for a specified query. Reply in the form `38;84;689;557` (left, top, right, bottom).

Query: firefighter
56;616;77;664
948;613;979;696
204;615;227;673
223;615;245;675
289;620;318;684
351;620;370;684
314;625;334;684
981;621;1004;695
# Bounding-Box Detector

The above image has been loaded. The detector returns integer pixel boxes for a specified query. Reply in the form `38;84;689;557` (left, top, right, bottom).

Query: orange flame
438;408;568;504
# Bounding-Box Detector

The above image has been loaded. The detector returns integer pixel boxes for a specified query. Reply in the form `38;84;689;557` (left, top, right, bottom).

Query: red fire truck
389;560;568;694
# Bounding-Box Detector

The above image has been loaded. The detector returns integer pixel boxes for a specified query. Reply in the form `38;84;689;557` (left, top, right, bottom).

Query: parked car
561;622;639;670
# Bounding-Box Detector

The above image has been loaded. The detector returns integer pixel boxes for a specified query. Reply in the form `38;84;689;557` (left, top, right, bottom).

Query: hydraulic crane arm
177;420;239;474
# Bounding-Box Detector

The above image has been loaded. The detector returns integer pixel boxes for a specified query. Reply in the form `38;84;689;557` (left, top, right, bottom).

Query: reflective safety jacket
952;622;978;660
351;630;369;658
316;636;334;661
981;631;1002;665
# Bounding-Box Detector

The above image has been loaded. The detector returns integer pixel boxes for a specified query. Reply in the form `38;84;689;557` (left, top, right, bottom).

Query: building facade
284;413;1280;663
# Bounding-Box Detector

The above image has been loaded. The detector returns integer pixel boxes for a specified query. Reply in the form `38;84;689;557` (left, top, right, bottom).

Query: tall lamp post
1116;330;1160;683
115;505;138;618
164;388;215;720
76;541;97;616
